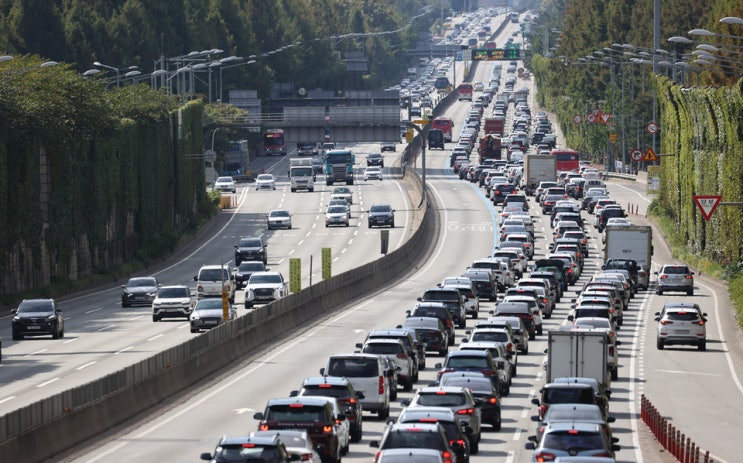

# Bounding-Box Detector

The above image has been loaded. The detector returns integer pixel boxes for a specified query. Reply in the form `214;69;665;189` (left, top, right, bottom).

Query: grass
648;199;743;326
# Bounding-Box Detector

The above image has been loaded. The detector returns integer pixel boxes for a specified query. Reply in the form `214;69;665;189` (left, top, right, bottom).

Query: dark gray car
11;299;64;340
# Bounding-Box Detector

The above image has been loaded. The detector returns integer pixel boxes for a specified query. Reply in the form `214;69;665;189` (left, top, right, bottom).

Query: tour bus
550;148;581;173
457;83;474;101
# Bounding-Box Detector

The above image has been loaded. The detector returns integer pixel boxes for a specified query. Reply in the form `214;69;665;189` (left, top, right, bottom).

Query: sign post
289;258;302;293
321;247;332;280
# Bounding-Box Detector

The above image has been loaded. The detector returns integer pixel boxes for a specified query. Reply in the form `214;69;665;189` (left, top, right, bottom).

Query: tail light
450;439;466;447
323;425;333;433
542;297;548;305
685;275;693;279
488;397;498;404
259;424;269;431
378;376;385;394
660;275;668;279
480;369;493;377
397;353;408;359
692;320;705;325
445;320;453;329
660;320;673;325
539;404;548;418
608;345;615;357
300;453;313;461
456;407;475;415
535;451;557;461
374;451;381;463
442;451;453;463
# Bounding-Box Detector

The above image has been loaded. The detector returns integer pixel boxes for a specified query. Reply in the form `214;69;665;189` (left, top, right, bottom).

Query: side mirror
319;368;326;375
356;391;365;399
435;363;443;369
369;441;380;448
253;412;264;420
355;343;363;349
193;276;198;281
201;453;214;461
289;390;299;397
400;399;411;407
531;398;540;406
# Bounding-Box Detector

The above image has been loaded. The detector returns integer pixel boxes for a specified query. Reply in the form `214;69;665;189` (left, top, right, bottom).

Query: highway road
5;8;740;463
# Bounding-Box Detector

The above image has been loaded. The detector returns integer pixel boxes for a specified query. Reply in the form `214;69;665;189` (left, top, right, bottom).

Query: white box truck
288;158;315;192
546;330;610;387
603;225;653;290
522;154;557;195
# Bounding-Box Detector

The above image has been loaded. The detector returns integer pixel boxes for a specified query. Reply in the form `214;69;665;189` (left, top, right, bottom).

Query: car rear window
543;431;604;450
446;356;488;369
301;385;349;399
327;358;378;377
266;404;327;422
416;392;467;407
422;290;459;302
363;344;403;355
664;266;690;274
543;387;594;404
382;431;445;450
666;311;700;321
471;331;508;343
217;445;280;462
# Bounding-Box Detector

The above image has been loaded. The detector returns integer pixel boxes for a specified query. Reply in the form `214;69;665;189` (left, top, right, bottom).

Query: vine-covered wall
0;100;206;296
656;78;743;267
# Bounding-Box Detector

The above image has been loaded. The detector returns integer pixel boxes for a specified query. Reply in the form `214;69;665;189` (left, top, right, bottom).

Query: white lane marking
115;346;134;355
27;349;47;357
288;249;295;255
653;369;721;377
97;325;115;332
84;297;382;461
512;429;522;441
400;183;448;288
86;308;102;314
76;361;97;371
63;338;78;344
298;240;304;246
147;334;163;342
504;451;514;463
0;396;16;404
128;315;144;321
37;378;60;388
612;183;652;203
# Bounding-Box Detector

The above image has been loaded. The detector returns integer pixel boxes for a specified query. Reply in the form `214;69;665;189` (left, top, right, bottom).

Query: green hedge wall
656;78;743;267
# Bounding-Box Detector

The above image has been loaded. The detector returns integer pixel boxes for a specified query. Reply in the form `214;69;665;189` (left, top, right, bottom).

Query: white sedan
364;166;383;181
255;174;276;190
214;176;236;193
267;209;292;229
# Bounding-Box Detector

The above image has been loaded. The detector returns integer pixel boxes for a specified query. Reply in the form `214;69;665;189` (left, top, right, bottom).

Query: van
321;353;391;418
584;179;605;191
193;264;235;302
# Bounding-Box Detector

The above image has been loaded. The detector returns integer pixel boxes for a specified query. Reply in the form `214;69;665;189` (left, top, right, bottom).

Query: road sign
600;113;612;124
642;148;657;162
693;195;722;221
412;119;429;125
573;115;583;124
609;132;617;142
630;149;643;161
646;121;659;134
586;114;596;123
456;51;463;61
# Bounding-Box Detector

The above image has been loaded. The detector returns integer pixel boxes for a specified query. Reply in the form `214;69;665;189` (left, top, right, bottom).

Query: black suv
418;288;467;329
491;183;517;205
292;376;364;442
367;153;384;167
531;382;606;421
235;236;268;264
201;434;292;463
233;261;267;288
254;397;343;463
11;299;64;340
368;203;395;228
435;350;502;392
366;328;427;371
408;303;456;342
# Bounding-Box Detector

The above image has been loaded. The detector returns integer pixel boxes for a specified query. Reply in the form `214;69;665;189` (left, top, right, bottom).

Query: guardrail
641;394;715;462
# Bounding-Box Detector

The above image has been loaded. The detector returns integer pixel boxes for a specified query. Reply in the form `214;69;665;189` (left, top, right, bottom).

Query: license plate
205;320;218;325
674;330;690;334
27;326;41;330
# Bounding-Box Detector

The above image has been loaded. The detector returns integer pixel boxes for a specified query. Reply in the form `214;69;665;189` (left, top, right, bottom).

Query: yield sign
693;195;722;221
599;113;612;124
642;148;657;162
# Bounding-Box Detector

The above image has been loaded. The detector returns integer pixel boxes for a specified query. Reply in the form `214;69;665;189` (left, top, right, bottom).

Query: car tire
59;328;64;339
698;341;706;351
368;222;373;228
403;380;413;392
152;315;160;322
656;338;664;350
378;406;390;420
458;321;466;329
191;329;199;333
439;348;448;357
688;289;694;296
12;332;22;341
537;326;543;336
245;302;253;309
511;365;517;377
390;387;397;401
657;289;663;295
611;366;619;380
122;300;130;308
471;438;479;454
503;383;510;396
492;412;502;431
390;220;394;228
351;426;362;443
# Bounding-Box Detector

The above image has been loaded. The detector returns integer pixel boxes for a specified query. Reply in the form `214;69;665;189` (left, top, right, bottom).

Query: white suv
655;302;707;351
245;271;288;308
152;285;195;322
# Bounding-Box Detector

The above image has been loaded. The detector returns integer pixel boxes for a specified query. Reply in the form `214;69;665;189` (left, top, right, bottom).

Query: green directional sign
471;48;521;61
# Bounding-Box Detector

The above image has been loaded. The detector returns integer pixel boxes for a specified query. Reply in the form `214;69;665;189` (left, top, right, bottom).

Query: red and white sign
646;121;659;134
630;149;643;162
693;195;722;221
642;148;657;162
573;115;583;124
586;114;596;123
599;113;612;124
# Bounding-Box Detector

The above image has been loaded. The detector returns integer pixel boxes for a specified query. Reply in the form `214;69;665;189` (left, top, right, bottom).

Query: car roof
266;397;333;407
302;376;350;387
398;406;457;421
219;435;281;446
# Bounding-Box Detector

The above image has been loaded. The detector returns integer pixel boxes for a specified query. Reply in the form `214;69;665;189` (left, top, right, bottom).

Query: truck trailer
603;225;653;290
522;154;557;195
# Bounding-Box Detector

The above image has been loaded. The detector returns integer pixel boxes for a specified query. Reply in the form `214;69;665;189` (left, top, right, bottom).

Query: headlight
191;312;200;320
12;317;19;322
246;290;255;301
47;314;56;321
147;291;157;297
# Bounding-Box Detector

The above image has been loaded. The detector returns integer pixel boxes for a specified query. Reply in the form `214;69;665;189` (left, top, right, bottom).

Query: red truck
479;134;502;163
484;116;505;137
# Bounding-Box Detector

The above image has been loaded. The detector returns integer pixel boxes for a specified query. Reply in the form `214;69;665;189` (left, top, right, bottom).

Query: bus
551;148;581;173
434;76;451;91
477;29;488;40
263;128;286;156
457;83;474;101
510;12;519;23
432;116;455;142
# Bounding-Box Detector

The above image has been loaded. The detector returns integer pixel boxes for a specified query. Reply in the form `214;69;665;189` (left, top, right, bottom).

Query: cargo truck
522;154;557;195
484;117;505;137
478;134;502;163
603;225;653;290
324;149;355;186
546;330;611;388
288;158;315;192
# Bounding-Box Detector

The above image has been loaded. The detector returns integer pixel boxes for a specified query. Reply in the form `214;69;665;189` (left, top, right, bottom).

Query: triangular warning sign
642;148;657;161
600;113;612;124
693;195;722;221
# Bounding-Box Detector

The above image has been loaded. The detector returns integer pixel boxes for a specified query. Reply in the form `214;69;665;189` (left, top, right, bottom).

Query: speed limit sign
630;149;643;161
646;121;659;134
573;115;583;124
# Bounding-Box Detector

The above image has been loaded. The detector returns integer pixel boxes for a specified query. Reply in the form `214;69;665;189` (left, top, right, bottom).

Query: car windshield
239;262;264;272
441;379;492;394
416;392;467;407
17;300;53;313
328;206;347;214
543;388;594;404
370;205;392;213
333;188;351;194
663;266;690;274
665;311;700;321
216;445;280;463
195;299;223;311
250;274;282;284
127;278;157;287
270;210;290;217
257;175;273;181
239;238;262;247
542;430;605;451
217;177;233;182
157;287;189;298
546;407;603;421
199;269;228;281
